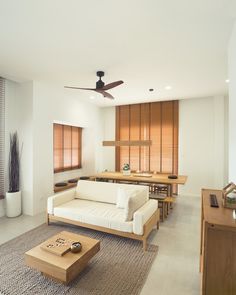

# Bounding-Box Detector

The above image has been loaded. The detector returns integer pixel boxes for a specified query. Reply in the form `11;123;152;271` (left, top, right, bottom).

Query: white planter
123;170;131;176
6;191;22;217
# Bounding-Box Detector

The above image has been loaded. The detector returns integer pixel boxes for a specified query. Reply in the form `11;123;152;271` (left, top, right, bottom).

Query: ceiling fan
64;71;124;99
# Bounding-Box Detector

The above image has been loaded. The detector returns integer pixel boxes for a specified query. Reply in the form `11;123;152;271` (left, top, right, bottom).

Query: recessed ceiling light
225;79;230;83
165;86;172;90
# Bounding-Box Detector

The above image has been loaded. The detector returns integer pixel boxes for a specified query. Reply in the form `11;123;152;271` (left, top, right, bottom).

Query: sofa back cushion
76;180;148;205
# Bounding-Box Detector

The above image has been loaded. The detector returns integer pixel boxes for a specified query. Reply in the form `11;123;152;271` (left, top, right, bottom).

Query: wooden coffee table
25;231;100;284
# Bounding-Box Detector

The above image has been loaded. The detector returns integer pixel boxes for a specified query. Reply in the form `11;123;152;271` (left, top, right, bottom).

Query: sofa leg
157;221;159;230
143;238;147;251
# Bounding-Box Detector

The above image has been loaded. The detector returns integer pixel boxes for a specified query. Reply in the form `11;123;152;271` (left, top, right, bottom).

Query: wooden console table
200;189;236;295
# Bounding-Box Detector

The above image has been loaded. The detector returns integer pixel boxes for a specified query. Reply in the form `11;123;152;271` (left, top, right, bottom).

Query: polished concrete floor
0;195;201;295
142;195;201;295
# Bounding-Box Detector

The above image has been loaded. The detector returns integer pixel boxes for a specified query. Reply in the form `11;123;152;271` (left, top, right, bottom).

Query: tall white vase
6;191;22;217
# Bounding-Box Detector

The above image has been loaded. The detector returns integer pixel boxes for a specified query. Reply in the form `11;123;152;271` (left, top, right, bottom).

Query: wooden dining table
92;171;187;196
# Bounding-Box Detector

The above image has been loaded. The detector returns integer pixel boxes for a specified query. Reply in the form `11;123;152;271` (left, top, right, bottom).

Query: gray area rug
0;223;158;295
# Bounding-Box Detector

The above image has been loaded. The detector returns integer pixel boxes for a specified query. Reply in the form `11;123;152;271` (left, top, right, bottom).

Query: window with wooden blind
0;77;5;199
53;123;82;173
115;101;178;175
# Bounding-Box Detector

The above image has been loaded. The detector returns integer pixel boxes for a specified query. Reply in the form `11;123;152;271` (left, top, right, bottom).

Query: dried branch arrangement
8;132;20;193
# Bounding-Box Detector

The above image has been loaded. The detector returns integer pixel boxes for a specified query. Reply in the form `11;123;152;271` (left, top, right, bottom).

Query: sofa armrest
133;199;158;235
47;188;76;214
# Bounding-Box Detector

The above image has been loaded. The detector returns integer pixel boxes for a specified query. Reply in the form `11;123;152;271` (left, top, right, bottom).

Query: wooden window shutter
63;125;72;170
53;124;82;173
72;126;79;168
78;127;82;168
53;124;63;172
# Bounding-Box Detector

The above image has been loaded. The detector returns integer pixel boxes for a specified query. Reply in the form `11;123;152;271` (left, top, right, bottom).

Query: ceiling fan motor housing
96;80;105;89
96;71;105;89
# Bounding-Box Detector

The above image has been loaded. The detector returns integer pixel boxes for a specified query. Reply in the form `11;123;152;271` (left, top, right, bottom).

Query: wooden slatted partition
140;103;150;172
150;102;161;172
130;104;141;171
161;101;174;173
116;105;130;171
116;101;179;186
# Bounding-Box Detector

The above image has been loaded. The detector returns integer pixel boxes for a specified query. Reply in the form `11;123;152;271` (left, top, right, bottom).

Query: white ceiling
0;0;236;106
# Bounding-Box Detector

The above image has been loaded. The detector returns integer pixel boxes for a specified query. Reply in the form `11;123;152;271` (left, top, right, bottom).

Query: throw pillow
124;190;147;221
116;187;137;209
116;187;127;208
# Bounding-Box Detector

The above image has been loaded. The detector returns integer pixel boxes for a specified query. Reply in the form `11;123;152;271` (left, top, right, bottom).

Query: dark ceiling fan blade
64;86;96;91
96;89;114;99
102;80;124;90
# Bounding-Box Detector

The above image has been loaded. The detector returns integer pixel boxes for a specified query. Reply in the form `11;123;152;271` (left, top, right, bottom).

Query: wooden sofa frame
47;209;159;251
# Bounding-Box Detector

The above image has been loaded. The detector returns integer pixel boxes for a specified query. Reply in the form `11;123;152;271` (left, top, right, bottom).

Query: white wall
101;97;227;196
3;80;34;215
32;82;103;215
2;80;104;216
1;79;228;216
228;21;236;182
178;96;226;196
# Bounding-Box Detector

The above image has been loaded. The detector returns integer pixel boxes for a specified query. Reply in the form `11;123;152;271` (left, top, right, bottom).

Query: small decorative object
68;178;78;184
79;176;90;180
168;175;178;179
222;182;236;209
122;163;131;176
134;172;152;177
55;182;68;187
41;234;76;256
70;242;82;253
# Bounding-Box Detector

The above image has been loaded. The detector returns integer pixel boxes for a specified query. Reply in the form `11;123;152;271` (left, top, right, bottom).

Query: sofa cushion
116;187;137;209
54;199;133;233
124;189;148;221
76;180;149;205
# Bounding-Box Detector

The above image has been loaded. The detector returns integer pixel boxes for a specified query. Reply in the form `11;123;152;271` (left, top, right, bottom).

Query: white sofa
47;180;159;250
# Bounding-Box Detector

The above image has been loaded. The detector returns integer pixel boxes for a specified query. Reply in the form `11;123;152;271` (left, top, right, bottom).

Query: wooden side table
149;195;175;221
163;197;175;218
